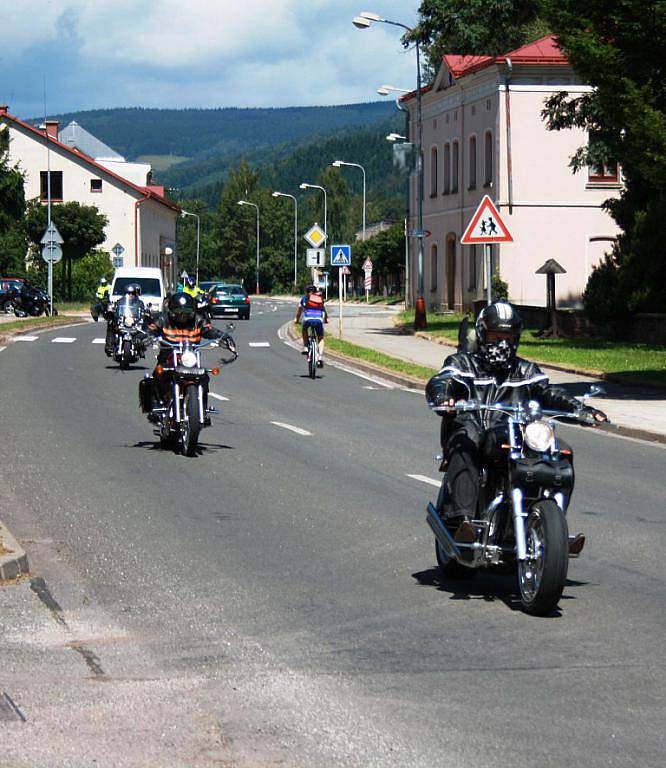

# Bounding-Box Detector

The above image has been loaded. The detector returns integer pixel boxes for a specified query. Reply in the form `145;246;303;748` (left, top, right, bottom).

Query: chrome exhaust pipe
426;502;462;562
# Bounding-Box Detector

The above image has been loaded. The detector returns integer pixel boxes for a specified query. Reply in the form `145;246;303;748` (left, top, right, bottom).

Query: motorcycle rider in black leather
140;292;235;423
425;302;607;539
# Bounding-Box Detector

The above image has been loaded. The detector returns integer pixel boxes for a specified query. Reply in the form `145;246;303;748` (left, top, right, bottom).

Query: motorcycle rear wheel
181;388;201;457
517;500;569;616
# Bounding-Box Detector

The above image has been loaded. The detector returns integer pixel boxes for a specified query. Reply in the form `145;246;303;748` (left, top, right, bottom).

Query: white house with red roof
401;35;621;311
0;106;179;287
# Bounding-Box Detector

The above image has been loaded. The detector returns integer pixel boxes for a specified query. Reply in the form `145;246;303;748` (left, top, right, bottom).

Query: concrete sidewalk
336;306;666;443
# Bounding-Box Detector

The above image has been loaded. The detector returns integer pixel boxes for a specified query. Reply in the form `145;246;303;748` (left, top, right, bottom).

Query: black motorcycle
140;329;237;456
11;284;56;317
111;296;146;369
426;388;605;615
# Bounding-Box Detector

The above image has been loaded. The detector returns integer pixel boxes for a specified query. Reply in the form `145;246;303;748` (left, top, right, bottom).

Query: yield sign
461;195;513;244
40;221;64;245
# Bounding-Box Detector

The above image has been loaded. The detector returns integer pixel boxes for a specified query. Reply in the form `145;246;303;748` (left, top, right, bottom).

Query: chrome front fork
197;384;205;423
173;382;181;422
512;488;527;561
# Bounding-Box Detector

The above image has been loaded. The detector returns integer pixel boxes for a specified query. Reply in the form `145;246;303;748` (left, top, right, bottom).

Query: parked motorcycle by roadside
139;325;237;456
11;283;56;317
426;387;607;616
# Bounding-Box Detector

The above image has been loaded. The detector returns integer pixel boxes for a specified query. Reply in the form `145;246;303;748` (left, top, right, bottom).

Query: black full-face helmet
185;275;196;289
125;283;141;297
305;284;317;294
475;301;522;370
167;291;196;327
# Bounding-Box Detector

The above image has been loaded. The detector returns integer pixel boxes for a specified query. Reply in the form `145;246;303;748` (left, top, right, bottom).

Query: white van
110;267;166;317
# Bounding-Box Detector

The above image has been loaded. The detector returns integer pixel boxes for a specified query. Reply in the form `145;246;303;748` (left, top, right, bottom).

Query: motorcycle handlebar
429;400;607;424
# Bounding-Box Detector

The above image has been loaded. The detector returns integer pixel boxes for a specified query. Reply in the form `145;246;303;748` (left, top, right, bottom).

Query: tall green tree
408;1;547;73
541;0;666;317
24;200;107;300
0;127;27;275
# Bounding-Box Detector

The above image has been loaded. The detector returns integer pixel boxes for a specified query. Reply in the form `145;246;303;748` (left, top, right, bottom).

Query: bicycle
306;323;320;379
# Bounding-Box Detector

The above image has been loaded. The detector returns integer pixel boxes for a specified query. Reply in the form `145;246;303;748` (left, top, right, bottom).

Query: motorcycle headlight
123;312;135;327
524;420;554;453
180;350;197;368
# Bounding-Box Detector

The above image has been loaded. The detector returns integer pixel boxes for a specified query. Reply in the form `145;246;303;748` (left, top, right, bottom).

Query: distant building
401;35;622;310
355;220;396;241
0;107;179;286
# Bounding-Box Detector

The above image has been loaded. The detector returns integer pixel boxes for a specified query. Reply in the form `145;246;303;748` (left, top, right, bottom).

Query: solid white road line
92;338;106;344
249;342;270;347
270;421;312;436
209;392;229;402
406;474;441;488
51;337;77;343
13;336;39;342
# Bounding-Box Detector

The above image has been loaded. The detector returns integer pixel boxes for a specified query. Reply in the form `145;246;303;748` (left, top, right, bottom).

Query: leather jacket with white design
426;352;582;434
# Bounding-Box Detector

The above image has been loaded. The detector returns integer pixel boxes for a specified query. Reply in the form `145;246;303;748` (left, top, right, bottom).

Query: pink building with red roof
0;107;180;288
400;35;621;310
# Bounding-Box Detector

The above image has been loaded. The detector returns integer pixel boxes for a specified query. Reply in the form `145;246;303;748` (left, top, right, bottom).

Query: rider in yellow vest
183;275;205;300
95;277;110;301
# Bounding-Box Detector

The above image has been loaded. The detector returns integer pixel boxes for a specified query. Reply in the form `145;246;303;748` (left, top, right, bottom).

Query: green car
207;283;251;320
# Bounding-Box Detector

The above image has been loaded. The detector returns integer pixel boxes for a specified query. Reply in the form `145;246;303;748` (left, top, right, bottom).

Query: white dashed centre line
406;474;441;488
51;337;77;343
13;336;39;342
209;392;229;402
0;346;6;353
92;338;106;344
270;421;312;436
249;342;270;347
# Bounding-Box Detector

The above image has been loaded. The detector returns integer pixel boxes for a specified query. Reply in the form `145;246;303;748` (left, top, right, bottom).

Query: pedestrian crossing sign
461;195;513;244
330;244;351;266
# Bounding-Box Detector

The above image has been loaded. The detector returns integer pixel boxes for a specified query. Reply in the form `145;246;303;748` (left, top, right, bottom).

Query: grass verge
325;335;436;381
396;310;666;386
0;315;83;336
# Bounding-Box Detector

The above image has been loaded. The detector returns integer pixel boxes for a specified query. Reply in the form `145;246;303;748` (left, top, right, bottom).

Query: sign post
460;195;513;305
40;222;64;315
362;257;373;303
330;244;351;338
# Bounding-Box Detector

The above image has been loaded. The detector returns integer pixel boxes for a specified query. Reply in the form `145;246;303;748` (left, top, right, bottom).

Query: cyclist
295;285;328;367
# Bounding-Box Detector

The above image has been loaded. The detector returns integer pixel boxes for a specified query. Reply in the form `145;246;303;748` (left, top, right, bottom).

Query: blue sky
0;1;420;119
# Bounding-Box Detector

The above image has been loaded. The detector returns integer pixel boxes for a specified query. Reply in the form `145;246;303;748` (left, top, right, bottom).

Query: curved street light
237;200;260;294
299;182;327;241
272;191;298;289
354;10;427;328
332;160;366;242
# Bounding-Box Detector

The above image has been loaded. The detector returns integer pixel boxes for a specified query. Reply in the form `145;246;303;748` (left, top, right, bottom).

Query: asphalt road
0;297;664;767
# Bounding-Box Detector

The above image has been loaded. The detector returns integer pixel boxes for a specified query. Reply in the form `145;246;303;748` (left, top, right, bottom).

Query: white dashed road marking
0;346;6;353
270;421;312;436
51;337;77;343
92;338;106;344
13;336;39;342
406;474;441;488
209;392;229;402
249;342;270;347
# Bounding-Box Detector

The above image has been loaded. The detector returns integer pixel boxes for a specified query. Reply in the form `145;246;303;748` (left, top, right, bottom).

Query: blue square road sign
330;244;351;266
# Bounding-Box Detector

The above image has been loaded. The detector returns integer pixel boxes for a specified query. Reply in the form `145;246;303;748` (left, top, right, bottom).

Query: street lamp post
354;11;427;328
331;160;366;242
299;182;327;241
237;200;260;294
180;210;200;284
272;191;298;290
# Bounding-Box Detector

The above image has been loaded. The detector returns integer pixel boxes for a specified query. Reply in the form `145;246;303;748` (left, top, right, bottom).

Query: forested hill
36;103;396;162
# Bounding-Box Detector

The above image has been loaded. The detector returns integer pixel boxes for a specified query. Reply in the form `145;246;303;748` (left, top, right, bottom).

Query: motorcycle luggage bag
510;457;574;490
139;377;154;413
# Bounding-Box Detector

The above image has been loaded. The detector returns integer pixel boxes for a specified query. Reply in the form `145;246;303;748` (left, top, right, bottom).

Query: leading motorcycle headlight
123;312;135;327
524;420;554;453
180;350;197;368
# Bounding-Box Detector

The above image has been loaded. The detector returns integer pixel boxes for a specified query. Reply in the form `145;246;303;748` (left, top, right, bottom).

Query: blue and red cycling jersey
300;295;325;322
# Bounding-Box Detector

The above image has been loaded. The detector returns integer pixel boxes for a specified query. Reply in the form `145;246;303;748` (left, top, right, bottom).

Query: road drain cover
0;692;26;722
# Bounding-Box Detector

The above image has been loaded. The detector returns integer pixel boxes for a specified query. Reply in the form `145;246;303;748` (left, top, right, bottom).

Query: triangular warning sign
461;195;513;244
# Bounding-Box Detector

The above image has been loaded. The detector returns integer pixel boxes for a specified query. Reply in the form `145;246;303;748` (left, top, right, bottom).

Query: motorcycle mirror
583;385;605;399
225;322;235;331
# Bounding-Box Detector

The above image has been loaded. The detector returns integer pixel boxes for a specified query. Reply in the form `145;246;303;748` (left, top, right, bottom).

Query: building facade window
468;135;477;190
443;143;450;194
40;171;63;201
587;133;619;183
484;131;493;187
431;244;438;291
430;146;438;197
90;178;103;193
451;141;459;193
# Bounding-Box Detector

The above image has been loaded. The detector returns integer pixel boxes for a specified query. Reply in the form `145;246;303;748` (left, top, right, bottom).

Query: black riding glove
578;405;608;424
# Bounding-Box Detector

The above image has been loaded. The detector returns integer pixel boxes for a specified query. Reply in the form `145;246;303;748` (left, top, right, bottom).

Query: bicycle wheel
308;334;317;379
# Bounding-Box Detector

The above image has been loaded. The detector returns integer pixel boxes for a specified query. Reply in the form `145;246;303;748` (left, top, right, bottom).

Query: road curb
283;322;666;446
0;519;29;581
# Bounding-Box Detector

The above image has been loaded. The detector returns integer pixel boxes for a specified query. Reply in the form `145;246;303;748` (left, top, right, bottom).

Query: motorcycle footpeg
568;533;586;557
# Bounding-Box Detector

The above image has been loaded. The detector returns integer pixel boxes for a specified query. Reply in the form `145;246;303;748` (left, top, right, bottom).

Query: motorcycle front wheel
517;500;569;616
120;339;132;370
181;388;201;457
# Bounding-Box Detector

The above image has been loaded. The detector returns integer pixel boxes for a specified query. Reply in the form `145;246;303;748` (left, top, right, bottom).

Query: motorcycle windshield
115;296;143;321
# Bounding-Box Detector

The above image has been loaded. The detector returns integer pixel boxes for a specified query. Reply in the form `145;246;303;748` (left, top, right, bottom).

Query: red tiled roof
0;110;180;213
443;54;493;79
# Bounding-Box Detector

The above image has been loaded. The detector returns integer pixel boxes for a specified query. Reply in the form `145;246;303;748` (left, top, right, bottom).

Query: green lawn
0;315;84;335
325;335;437;380
395;310;666;386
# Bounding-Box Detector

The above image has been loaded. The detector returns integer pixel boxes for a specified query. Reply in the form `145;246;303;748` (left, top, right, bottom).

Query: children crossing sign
461;195;513;244
330;244;351;266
